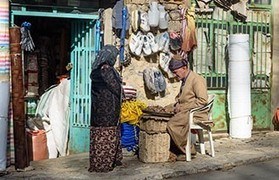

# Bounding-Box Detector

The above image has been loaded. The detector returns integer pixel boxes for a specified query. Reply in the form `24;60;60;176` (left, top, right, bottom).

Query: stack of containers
0;0;10;172
121;85;140;154
228;34;252;138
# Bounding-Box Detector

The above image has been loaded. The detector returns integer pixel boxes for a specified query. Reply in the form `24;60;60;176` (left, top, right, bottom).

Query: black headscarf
91;45;119;71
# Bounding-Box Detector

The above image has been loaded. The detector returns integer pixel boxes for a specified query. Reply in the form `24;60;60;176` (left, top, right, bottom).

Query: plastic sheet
228;34;252;138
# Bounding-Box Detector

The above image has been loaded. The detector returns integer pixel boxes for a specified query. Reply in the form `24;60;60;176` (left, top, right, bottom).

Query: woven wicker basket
139;115;170;134
139;131;170;163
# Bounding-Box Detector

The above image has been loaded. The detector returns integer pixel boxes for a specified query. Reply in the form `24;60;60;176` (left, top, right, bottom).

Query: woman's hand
101;64;109;70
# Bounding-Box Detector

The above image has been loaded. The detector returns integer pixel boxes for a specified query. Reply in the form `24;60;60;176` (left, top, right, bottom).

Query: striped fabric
123;85;137;100
0;0;13;166
0;0;10;77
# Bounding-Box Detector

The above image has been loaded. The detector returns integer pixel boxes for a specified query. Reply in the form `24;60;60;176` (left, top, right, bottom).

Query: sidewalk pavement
3;131;279;180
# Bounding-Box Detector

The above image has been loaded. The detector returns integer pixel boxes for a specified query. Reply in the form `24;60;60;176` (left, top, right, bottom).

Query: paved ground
173;158;279;180
2;131;279;180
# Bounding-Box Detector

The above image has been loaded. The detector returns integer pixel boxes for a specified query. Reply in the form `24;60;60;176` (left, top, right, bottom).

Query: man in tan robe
167;56;208;160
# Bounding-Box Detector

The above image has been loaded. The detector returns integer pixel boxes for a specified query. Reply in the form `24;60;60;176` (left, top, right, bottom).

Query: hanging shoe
214;0;232;11
162;32;170;52
143;68;158;94
140;11;150;32
148;1;160;27
129;32;141;54
231;0;248;22
135;34;144;56
159;52;175;78
158;4;169;30
196;0;214;12
146;32;159;53
156;32;169;52
154;68;166;93
131;10;140;32
142;35;152;56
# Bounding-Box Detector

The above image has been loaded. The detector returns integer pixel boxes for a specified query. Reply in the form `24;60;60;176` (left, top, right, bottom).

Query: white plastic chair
186;94;215;161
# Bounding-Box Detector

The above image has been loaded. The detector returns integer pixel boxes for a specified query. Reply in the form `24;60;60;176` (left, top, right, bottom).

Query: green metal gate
69;19;100;154
193;5;272;131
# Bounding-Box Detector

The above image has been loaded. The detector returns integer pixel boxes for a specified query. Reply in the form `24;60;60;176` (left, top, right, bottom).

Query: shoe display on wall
146;32;159;53
142;35;152;56
140;11;150;32
127;5;172;56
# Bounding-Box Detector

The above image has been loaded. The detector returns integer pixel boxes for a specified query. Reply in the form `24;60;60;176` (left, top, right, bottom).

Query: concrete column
271;1;279;125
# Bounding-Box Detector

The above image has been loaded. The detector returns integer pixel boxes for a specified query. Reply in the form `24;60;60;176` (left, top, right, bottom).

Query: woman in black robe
89;45;123;172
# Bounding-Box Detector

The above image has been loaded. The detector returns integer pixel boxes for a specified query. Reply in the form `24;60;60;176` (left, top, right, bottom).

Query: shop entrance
11;6;99;154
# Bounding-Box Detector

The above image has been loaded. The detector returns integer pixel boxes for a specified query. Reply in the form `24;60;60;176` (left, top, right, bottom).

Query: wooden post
10;26;30;170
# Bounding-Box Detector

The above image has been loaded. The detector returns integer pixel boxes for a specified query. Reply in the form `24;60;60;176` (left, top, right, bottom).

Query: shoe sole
132;10;139;32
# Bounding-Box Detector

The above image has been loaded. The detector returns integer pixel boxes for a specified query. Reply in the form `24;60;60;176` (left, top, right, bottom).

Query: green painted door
68;19;99;154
